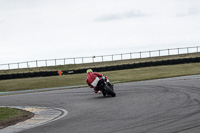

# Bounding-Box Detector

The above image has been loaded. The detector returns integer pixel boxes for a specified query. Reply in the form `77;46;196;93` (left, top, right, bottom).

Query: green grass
1;62;200;92
0;107;25;127
1;53;200;74
0;107;23;121
0;107;33;129
104;62;200;82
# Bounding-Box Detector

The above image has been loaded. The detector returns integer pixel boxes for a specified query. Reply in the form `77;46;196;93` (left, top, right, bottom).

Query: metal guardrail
0;46;199;70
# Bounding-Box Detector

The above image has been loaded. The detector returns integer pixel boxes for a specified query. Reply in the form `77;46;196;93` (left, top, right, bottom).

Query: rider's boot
94;90;102;94
97;90;102;94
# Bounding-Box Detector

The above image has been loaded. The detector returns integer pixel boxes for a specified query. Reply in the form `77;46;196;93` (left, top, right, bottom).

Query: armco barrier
1;57;200;80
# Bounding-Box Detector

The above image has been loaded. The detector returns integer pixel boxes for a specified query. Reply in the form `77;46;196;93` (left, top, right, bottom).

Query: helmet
86;69;93;73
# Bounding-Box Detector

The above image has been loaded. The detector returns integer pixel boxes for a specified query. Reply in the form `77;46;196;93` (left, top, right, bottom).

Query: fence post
36;60;38;67
178;48;179;55
112;55;113;61
140;52;142;58
159;50;161;56
27;62;29;68
149;51;151;58
45;60;47;67
197;46;199;52
187;47;189;53
8;64;10;70
130;53;132;59
102;56;103;62
121;54;123;60
168;49;170;55
93;56;95;63
74;58;76;64
82;57;84;63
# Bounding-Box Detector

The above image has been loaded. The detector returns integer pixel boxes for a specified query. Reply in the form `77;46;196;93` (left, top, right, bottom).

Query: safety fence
1;56;200;80
0;46;199;70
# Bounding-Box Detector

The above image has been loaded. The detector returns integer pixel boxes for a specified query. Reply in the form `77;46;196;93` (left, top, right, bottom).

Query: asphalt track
1;75;200;133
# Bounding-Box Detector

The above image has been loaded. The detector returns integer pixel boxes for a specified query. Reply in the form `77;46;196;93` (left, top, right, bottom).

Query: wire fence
0;46;199;70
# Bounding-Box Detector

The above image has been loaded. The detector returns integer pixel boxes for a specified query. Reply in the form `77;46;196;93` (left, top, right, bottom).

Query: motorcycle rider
86;69;113;94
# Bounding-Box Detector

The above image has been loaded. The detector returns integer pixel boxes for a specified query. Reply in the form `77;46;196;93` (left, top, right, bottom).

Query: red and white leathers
86;72;108;93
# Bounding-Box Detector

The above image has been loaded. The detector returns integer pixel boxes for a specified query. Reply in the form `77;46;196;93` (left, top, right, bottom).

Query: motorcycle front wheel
103;85;116;97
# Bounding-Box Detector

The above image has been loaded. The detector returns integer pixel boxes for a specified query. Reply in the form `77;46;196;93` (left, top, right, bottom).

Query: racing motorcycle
96;78;116;97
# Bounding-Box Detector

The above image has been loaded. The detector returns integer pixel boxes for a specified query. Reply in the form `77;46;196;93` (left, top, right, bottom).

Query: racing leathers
86;72;109;93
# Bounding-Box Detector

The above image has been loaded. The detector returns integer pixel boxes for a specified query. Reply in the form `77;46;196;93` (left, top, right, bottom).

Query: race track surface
1;75;200;133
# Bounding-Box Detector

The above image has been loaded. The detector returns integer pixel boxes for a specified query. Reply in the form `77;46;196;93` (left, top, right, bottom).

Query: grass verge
0;107;34;129
0;62;200;92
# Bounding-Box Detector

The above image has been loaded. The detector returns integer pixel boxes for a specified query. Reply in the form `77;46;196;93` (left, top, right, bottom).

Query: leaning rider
86;69;113;94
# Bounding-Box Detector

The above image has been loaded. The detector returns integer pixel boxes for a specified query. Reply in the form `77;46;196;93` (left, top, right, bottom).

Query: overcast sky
0;0;200;64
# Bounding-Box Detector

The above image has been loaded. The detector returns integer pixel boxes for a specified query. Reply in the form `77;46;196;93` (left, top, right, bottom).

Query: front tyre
104;85;116;97
102;90;107;97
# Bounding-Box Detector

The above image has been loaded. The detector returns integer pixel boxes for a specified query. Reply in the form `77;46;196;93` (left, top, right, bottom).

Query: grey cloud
177;7;200;17
188;7;199;15
0;20;5;23
94;10;147;22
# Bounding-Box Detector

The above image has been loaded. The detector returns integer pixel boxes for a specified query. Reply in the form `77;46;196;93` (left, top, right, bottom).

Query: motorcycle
96;78;116;97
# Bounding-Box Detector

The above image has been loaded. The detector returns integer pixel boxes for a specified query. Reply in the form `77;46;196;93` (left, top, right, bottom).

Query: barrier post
45;60;47;67
58;70;63;76
178;48;179;55
36;60;38;67
93;56;95;63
